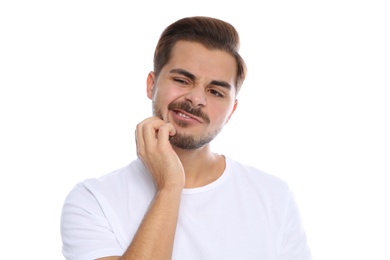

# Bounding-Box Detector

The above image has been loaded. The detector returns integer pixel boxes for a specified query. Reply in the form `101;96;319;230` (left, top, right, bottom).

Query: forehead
165;41;237;84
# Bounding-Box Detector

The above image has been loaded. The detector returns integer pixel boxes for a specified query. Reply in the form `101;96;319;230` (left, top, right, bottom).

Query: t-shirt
61;156;312;260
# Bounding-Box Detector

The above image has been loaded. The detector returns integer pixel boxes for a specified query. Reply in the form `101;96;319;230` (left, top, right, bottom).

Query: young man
61;16;312;260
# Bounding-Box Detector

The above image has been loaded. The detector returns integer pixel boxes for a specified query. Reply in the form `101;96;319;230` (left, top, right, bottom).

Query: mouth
172;109;203;123
168;101;210;124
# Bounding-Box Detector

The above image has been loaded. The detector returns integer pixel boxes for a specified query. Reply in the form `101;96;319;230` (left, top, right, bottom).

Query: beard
152;100;221;150
169;131;218;150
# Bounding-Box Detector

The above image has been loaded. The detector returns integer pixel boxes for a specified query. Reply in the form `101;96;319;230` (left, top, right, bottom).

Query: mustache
168;101;210;123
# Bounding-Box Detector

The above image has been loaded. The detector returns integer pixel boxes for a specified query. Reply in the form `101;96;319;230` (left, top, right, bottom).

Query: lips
176;111;192;119
174;109;202;122
168;101;210;124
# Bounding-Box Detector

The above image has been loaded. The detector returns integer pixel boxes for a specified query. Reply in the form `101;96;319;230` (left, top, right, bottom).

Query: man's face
147;41;238;150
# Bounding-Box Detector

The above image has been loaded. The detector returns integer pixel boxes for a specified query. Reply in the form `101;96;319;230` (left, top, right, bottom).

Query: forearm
120;188;182;260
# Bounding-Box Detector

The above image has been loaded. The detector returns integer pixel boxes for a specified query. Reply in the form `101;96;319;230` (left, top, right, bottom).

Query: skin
98;40;238;260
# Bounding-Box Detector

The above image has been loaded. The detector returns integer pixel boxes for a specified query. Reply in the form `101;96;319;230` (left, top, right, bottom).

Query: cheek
157;94;175;108
209;105;233;125
153;87;183;112
160;87;186;105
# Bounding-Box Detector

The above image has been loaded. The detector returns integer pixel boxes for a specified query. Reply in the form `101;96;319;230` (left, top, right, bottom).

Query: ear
146;71;156;100
226;99;238;124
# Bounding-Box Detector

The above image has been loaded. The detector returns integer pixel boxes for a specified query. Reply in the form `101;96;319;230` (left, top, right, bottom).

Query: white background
1;1;389;259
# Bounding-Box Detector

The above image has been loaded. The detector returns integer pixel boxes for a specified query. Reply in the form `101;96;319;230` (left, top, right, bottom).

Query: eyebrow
169;68;232;90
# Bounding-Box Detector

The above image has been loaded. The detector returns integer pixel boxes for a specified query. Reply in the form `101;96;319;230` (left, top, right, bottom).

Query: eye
209;89;224;97
173;78;190;85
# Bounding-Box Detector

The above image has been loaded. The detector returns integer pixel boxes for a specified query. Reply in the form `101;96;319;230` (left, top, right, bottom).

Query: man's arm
99;188;182;260
98;117;185;260
122;187;182;259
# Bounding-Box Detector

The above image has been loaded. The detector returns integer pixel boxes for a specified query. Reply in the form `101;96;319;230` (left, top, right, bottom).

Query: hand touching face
135;116;185;191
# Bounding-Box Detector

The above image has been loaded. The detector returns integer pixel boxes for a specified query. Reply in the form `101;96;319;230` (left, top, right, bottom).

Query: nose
184;86;207;107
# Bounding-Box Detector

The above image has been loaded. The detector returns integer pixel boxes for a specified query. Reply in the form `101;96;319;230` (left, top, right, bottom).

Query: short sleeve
280;189;313;260
60;182;123;260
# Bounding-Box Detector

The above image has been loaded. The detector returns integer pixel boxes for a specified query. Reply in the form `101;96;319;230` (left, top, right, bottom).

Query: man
61;16;312;260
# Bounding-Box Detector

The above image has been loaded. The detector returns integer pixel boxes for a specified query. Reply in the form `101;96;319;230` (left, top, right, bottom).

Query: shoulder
227;157;289;190
64;158;153;204
90;158;149;187
225;156;294;208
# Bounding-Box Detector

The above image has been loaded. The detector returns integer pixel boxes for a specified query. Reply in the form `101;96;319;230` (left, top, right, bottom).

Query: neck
173;145;226;188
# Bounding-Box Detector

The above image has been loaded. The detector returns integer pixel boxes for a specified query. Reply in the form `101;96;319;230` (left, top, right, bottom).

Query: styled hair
153;16;247;94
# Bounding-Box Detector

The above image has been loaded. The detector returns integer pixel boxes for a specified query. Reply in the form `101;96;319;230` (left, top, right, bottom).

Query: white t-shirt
61;156;312;260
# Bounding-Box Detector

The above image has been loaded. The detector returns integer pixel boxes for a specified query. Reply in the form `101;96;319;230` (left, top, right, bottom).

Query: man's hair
153;16;247;94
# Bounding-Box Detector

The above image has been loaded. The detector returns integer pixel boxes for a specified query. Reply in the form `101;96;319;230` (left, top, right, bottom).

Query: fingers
135;117;185;190
157;123;176;143
136;117;176;155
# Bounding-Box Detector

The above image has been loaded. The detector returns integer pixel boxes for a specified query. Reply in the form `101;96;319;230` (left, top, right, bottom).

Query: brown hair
153;16;247;94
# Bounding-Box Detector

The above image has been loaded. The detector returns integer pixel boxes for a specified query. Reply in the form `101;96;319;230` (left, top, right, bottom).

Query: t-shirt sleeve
60;181;123;260
280;188;313;260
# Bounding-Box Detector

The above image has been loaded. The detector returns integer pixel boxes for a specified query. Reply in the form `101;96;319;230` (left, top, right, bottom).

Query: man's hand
101;117;187;260
135;116;185;191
